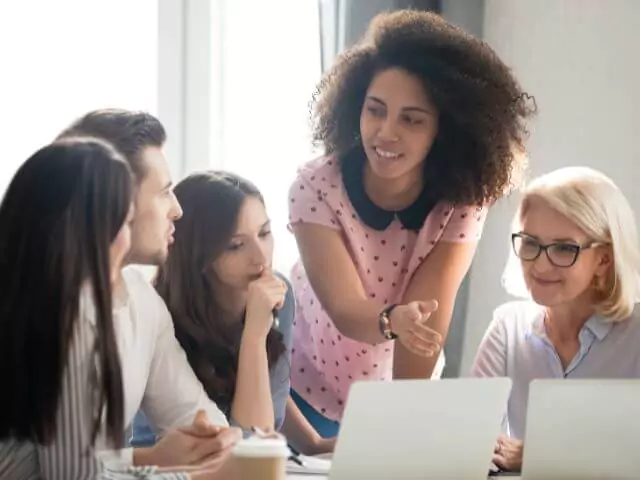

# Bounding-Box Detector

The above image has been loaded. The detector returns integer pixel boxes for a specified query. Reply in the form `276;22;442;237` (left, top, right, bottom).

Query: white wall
460;0;640;372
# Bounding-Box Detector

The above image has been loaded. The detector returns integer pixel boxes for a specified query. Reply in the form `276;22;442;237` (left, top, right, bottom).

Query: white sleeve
141;292;229;434
470;310;508;379
470;308;510;435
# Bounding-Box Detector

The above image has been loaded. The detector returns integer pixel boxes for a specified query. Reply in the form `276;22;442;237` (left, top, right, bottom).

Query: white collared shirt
471;301;640;439
98;267;228;466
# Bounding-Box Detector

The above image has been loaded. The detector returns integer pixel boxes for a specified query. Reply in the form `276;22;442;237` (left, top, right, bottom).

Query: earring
592;275;611;301
592;275;602;291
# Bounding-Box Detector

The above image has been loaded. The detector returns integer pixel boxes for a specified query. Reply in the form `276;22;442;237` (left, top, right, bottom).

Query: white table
287;475;521;479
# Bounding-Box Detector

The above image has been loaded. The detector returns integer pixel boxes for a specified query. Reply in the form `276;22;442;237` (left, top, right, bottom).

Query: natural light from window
214;0;322;276
0;0;158;193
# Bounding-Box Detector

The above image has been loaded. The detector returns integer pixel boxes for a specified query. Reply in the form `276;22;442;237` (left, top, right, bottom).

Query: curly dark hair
312;9;536;206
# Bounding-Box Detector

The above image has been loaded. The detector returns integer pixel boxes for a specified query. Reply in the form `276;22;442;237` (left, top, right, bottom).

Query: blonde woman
472;167;640;471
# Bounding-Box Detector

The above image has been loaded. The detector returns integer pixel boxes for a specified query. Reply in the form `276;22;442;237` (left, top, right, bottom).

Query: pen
251;426;305;467
289;453;305;467
288;447;306;468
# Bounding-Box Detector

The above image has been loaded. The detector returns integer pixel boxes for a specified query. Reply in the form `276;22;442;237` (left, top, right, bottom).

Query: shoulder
288;156;347;230
490;300;543;336
494;300;541;322
290;156;342;195
296;155;340;180
625;303;640;323
122;266;172;322
434;202;488;243
612;303;640;334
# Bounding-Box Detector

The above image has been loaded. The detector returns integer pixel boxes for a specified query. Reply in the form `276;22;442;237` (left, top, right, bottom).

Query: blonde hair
502;166;640;321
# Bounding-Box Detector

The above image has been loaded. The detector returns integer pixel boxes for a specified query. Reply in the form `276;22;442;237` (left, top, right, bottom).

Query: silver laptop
522;379;640;480
327;377;512;480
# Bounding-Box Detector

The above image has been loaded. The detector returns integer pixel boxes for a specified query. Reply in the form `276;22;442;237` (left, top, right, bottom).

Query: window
212;0;322;275
0;0;158;192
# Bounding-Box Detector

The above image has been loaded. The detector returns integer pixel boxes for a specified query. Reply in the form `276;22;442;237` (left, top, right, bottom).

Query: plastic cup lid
233;436;290;458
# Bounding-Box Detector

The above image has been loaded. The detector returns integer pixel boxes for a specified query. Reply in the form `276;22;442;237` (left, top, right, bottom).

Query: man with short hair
58;109;240;470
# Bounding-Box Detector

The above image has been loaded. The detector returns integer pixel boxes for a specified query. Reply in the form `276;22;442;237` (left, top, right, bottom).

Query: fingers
409;300;437;329
195;443;234;468
179;412;223;438
249;273;287;312
405;323;443;356
404;301;436;324
194;410;210;427
410;323;443;344
193;456;238;480
179;423;223;438
398;319;442;356
402;301;442;356
219;427;243;447
491;436;523;473
192;427;242;463
256;274;287;295
494;438;503;454
404;304;421;322
251;426;284;440
193;451;234;472
416;299;439;316
402;333;440;357
258;272;287;291
492;453;507;470
265;278;287;310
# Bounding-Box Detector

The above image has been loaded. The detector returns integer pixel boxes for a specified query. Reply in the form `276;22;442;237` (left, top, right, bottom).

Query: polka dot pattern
287;156;488;421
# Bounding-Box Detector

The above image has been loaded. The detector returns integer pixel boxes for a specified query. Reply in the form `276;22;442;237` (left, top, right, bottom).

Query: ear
595;245;613;276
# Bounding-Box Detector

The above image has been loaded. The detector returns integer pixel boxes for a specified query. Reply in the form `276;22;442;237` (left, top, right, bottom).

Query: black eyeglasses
511;233;603;268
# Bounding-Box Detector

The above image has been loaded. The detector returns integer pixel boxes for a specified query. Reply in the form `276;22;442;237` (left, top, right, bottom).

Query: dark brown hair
0;138;132;446
57;108;166;182
155;171;285;410
313;9;536;206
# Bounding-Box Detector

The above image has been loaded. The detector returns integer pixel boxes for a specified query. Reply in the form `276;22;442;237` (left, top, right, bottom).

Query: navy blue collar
340;149;436;231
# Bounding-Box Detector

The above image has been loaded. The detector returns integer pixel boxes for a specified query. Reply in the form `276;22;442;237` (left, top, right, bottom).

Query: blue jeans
129;410;157;447
130;393;340;446
291;389;340;438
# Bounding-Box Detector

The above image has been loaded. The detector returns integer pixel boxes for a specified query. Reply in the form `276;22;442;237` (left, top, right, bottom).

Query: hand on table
493;434;523;472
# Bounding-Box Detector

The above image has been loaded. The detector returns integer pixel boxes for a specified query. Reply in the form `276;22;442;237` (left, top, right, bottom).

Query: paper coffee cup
233;436;289;480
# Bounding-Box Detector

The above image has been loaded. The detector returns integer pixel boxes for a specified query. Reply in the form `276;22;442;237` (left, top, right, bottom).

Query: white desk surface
287;475;521;479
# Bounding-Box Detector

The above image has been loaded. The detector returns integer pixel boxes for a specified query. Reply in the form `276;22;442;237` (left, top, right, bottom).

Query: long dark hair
0;138;132;446
155;171;285;410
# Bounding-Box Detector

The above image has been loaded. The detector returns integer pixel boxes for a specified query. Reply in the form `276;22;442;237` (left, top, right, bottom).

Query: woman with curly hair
284;9;536;440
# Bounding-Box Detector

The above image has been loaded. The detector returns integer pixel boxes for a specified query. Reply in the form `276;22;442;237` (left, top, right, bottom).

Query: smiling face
517;196;611;309
359;67;439;183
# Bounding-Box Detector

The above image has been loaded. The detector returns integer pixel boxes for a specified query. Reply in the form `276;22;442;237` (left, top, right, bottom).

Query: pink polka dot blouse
288;155;488;421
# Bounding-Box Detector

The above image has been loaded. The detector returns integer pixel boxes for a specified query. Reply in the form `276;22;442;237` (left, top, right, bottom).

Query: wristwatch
378;304;398;340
